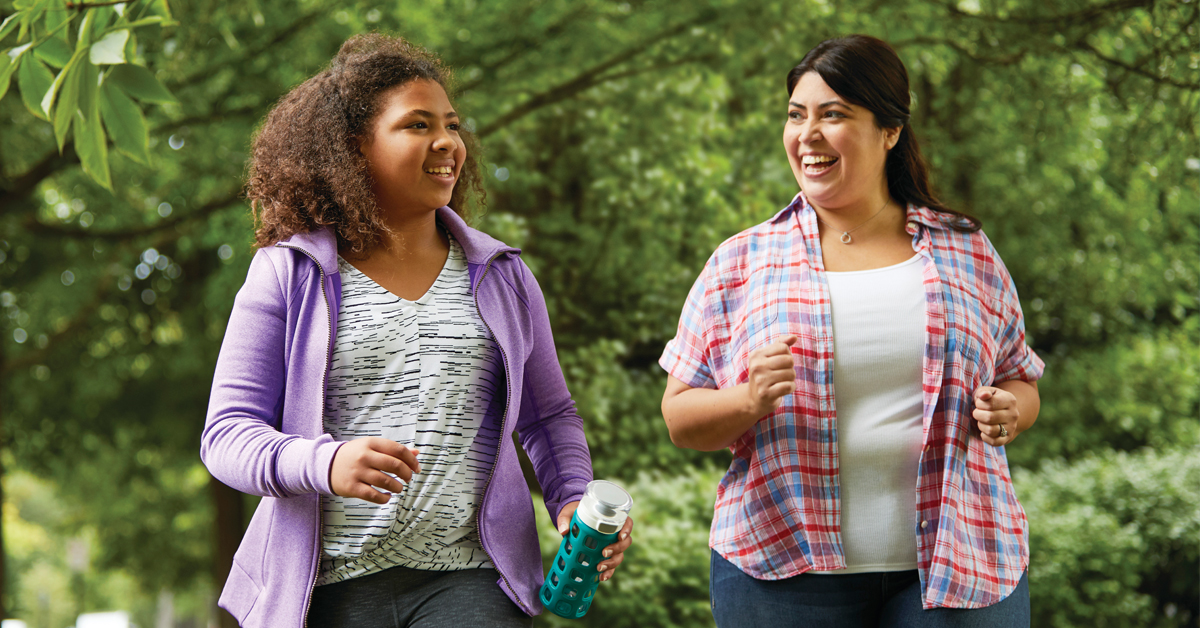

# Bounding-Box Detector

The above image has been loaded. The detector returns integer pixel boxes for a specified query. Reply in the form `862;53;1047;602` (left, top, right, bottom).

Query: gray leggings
307;566;533;628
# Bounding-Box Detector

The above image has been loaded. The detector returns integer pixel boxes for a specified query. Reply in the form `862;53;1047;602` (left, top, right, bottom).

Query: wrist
739;383;768;421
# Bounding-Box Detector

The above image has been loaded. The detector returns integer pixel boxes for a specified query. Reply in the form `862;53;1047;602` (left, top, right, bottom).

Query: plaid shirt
660;193;1044;609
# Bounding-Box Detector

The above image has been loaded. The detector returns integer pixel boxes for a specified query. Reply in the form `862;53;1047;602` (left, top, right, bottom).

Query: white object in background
1;619;29;628
76;611;131;628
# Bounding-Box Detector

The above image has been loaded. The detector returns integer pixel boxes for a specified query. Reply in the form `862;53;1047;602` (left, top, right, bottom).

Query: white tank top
816;254;926;574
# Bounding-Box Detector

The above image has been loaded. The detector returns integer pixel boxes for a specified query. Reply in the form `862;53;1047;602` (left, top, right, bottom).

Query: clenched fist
745;335;799;418
330;437;421;504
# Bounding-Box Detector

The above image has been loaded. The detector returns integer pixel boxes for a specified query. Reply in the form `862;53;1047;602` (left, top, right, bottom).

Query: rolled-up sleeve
660;266;718;390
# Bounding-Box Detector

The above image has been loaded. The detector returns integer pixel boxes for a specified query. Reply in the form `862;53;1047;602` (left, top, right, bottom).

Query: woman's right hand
745;335;799;417
329;437;421;504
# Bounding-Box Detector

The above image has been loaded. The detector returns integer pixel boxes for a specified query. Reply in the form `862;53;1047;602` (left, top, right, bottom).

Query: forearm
995;379;1039;436
662;383;765;451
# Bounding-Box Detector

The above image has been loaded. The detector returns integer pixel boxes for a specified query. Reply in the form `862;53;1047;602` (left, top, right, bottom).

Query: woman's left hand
972;386;1020;446
557;501;634;582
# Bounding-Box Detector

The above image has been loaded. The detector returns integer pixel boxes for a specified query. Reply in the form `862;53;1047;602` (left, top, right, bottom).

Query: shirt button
920;520;929;529
906;221;918;232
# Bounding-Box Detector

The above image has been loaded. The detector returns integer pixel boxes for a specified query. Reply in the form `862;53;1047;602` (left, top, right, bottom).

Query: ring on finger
998;424;1008;438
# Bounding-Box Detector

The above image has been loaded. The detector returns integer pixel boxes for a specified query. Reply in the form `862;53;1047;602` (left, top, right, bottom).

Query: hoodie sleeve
511;259;593;521
200;249;342;498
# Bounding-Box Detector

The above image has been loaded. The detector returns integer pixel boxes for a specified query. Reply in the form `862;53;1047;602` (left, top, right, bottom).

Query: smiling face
782;71;900;212
360;79;465;217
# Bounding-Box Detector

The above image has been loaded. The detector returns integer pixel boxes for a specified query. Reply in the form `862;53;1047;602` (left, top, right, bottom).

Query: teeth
802;155;837;165
425;166;453;175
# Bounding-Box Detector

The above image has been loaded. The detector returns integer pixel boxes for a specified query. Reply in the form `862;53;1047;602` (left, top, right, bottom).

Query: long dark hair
247;34;487;254
786;35;980;232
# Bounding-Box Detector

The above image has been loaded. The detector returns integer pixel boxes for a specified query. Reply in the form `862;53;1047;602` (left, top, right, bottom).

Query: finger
367;451;415;483
766;380;796;400
353;483;392;505
757;354;796;372
557;502;579;536
595;554;624;581
780;335;798;347
368;438;421;474
602;531;633;558
974;387;995;403
972;408;995;424
364;469;406;494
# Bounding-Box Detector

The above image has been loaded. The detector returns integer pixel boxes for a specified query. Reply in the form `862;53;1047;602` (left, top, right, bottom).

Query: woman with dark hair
660;35;1041;626
201;35;631;628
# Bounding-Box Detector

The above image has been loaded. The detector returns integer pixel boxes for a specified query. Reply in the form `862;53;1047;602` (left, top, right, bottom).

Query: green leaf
100;75;148;164
43;0;71;42
74;59;109;190
84;7;115;45
106;63;174;104
90;29;128;65
33;35;72;68
116;16;169;30
48;53;86;151
0;14;21;43
18;0;49;42
0;52;15;102
123;31;137;63
16;54;53;120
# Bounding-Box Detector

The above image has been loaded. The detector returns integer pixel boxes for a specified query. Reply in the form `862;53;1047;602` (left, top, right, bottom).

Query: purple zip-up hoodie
201;207;592;627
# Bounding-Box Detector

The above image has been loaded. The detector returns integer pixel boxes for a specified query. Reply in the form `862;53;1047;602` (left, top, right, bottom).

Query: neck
810;190;903;242
359;205;446;263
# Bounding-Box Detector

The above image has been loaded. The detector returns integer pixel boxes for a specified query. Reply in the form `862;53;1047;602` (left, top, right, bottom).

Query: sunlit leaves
0;0;175;189
105;62;175;104
73;57;110;189
89;29;129;65
15;52;52;119
99;77;150;164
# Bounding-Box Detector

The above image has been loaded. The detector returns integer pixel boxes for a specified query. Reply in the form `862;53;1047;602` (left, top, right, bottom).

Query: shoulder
702;214;797;290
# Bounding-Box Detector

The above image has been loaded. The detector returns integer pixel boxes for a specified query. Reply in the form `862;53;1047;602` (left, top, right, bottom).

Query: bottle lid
577;480;632;535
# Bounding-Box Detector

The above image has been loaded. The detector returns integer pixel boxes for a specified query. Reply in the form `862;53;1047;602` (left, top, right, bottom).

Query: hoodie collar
273;206;520;273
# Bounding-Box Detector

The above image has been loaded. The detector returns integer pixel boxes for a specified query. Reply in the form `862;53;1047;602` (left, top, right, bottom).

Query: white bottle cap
577;480;632;535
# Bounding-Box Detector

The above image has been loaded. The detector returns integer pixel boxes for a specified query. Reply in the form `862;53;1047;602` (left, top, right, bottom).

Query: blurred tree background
1;0;1196;626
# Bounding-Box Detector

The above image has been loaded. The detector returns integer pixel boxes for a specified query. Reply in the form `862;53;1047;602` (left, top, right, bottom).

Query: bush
1017;447;1200;627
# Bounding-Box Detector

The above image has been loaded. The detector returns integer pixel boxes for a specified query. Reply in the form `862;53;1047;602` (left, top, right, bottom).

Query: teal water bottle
541;480;633;619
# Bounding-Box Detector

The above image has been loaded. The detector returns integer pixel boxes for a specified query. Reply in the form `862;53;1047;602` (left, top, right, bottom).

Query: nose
432;126;457;153
798;119;822;145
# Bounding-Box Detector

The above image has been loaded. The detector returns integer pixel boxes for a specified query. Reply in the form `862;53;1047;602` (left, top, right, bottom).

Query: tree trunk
210;477;245;628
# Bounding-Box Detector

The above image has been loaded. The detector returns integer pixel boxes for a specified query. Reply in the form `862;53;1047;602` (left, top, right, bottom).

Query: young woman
201;35;631;628
660;35;1042;626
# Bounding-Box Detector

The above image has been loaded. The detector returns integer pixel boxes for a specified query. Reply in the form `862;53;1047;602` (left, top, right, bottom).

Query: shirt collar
770;191;954;232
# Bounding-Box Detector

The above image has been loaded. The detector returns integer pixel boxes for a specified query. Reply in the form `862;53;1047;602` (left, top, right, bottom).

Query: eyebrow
789;100;850;110
403;109;459;119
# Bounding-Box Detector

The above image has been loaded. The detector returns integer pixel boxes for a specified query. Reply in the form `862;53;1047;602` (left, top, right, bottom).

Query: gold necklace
816;198;890;245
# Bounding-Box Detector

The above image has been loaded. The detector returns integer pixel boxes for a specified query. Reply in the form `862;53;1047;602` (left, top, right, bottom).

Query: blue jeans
709;551;1029;628
307;565;532;628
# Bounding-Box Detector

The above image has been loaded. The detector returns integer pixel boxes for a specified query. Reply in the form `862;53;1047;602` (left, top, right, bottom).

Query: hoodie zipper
276;243;330;628
472;251;531;615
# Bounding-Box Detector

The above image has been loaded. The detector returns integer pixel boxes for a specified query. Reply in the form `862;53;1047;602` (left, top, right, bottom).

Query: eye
408;121;428;129
823;110;846;119
788;110;803;121
447;122;460;131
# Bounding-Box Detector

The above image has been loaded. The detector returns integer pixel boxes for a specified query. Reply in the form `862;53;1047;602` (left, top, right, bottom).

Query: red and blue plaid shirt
660;193;1044;609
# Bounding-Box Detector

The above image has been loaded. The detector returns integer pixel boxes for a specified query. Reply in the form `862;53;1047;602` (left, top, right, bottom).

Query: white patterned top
317;234;503;585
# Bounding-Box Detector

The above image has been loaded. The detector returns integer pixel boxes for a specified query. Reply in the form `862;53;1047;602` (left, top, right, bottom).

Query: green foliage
0;0;1196;624
1016;448;1200;627
535;466;723;628
0;0;176;189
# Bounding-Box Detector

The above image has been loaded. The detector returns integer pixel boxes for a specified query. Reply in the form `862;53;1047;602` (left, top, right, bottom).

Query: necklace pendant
840;232;852;244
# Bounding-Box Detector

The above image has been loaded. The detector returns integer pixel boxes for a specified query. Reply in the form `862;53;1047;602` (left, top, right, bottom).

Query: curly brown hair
247;34;486;254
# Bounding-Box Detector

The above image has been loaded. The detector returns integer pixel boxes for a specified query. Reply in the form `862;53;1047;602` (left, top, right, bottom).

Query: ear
883;125;902;151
